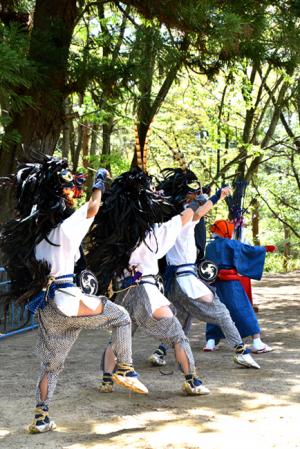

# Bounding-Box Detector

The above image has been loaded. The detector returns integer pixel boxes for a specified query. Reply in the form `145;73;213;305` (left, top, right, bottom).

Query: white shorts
143;283;170;313
54;286;101;317
177;274;212;300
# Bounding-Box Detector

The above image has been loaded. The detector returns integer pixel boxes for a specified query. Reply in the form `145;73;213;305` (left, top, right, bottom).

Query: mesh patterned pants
170;279;243;348
115;284;195;372
35;298;131;405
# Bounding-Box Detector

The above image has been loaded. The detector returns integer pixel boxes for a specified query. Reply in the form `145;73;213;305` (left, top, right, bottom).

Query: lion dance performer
0;155;147;434
87;167;210;396
204;219;275;353
148;168;260;370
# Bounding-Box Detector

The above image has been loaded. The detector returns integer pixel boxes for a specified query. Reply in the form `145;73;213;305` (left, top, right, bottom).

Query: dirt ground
0;271;300;449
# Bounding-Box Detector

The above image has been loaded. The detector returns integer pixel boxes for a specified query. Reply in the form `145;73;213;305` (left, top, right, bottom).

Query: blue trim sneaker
28;403;56;434
234;344;260;369
182;375;210;396
112;364;148;394
148;346;167;366
98;372;114;393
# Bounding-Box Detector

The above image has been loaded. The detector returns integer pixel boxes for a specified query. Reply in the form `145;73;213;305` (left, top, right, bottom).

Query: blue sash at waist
164;263;196;296
26;274;75;315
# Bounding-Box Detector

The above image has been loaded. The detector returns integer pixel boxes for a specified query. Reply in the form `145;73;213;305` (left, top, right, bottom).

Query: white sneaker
234;353;260;369
203;339;216;352
182;378;210;396
251;344;273;354
148;351;166;366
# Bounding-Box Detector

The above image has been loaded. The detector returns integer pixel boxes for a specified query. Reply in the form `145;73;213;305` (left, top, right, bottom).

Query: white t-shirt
129;215;182;276
166;220;211;300
128;215;182;312
35;203;100;316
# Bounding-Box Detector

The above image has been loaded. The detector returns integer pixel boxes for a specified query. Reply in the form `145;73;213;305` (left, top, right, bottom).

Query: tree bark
251;198;261;246
0;0;78;222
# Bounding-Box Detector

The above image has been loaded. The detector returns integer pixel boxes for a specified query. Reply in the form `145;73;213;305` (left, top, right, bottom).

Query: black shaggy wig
0;154;74;306
157;167;200;215
86;167;175;293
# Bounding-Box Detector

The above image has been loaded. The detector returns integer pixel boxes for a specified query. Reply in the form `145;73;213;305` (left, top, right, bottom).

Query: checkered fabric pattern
115;284;195;372
169;279;242;348
35;298;132;405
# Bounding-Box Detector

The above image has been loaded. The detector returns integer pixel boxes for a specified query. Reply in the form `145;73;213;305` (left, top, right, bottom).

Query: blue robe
205;237;266;341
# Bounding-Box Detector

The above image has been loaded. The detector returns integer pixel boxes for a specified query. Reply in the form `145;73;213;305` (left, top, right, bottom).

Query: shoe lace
115;363;138;378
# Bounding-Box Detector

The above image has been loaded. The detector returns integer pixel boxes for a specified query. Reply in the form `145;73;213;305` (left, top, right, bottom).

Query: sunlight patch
0;429;10;438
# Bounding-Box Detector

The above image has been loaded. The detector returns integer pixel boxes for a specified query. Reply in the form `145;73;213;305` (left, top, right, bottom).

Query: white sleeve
60;203;94;247
145;215;182;259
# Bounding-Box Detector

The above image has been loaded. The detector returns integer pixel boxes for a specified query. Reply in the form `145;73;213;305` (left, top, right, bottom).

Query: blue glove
92;168;109;192
209;188;222;205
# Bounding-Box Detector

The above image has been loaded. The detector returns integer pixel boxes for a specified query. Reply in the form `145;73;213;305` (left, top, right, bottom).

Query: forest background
0;0;299;272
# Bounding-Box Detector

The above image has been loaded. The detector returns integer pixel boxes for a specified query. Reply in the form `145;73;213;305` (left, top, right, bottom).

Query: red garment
217;269;253;304
265;245;277;253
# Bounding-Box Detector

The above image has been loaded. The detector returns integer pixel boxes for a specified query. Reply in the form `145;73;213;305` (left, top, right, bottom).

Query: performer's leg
29;306;81;434
171;285;260;369
149;301;191;367
143;305;209;395
77;298;148;394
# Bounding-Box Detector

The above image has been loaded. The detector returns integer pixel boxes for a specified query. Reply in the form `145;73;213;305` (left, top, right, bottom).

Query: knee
115;304;131;325
152;305;173;320
199;293;214;303
42;359;65;375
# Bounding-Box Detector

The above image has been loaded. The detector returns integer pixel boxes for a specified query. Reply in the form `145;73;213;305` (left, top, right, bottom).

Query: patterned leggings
35;298;131;405
170;280;242;348
115;284;195;372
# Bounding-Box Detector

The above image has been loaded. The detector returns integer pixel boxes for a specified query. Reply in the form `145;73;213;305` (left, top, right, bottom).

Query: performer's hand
265;245;277;253
209;186;230;205
220;186;232;200
92;168;110;192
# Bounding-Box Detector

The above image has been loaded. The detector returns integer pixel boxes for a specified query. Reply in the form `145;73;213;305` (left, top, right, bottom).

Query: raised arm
193;186;232;221
87;168;109;218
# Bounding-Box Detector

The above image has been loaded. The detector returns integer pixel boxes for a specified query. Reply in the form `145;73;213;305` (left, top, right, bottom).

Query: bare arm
193;186;232;221
87;188;102;218
86;168;109;218
179;207;195;226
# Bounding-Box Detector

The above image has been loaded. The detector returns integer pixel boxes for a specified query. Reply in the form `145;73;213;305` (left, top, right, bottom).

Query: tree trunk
82;123;91;170
101;118;114;170
0;0;77;222
62;98;72;160
251;198;261;246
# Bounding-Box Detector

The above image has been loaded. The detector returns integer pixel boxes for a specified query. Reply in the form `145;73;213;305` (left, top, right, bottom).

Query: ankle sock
252;338;264;350
102;372;113;384
185;374;202;387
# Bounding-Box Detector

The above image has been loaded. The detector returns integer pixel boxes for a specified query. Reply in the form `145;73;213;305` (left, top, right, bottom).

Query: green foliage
0;23;35;147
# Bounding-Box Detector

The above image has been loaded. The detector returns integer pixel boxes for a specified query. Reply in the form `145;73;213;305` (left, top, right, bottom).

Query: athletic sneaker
203;339;217;352
28;404;56;434
234;353;260;369
148;348;166;366
182;376;210;396
98;372;114;393
112;364;148;394
250;344;273;354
